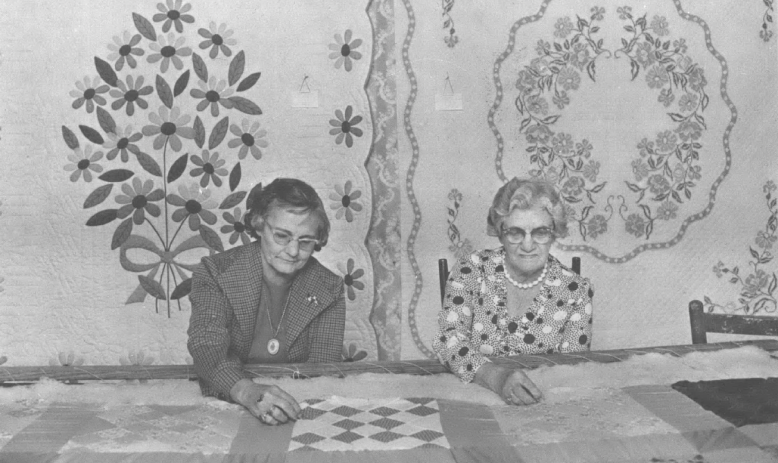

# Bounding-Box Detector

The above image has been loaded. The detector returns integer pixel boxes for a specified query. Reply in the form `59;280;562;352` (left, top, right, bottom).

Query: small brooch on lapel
307;294;319;305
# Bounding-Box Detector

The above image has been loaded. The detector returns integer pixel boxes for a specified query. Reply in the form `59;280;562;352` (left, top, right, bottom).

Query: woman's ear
251;214;265;233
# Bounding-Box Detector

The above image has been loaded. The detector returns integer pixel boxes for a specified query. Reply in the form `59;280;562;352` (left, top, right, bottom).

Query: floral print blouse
432;248;594;383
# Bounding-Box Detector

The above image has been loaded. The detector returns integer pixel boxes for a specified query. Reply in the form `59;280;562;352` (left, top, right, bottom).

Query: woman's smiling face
499;206;555;280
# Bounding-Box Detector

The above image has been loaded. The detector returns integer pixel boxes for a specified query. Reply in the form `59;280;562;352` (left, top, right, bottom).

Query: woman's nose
520;233;535;250
285;239;300;256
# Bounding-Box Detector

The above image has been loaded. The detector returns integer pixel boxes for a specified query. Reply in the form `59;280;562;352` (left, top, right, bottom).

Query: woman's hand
474;363;542;406
230;378;302;425
500;369;543;405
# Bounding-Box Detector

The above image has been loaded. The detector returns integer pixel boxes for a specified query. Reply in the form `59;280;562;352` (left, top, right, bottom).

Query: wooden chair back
438;258;450;305
688;299;778;344
438;256;581;303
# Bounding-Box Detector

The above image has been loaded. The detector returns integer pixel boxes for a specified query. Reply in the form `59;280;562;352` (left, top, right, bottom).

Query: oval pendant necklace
267;338;280;356
265;288;291;355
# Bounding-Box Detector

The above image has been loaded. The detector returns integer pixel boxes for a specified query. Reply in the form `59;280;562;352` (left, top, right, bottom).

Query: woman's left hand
474;363;542;406
501;369;543;406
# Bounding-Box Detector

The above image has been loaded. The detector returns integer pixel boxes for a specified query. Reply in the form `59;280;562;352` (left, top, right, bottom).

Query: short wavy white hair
486;177;568;238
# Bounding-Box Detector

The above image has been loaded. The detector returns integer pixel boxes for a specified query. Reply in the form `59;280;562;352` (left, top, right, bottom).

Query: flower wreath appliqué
513;6;712;243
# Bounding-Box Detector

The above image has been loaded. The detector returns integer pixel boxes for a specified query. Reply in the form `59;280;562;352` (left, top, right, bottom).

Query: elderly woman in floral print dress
433;177;594;406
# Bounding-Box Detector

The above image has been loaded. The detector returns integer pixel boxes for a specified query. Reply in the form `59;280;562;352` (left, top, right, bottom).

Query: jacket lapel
212;242;335;353
284;258;337;348
215;241;263;352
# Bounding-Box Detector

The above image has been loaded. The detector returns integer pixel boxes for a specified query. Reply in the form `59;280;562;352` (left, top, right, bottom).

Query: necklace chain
265;286;292;337
503;262;547;289
260;252;293;337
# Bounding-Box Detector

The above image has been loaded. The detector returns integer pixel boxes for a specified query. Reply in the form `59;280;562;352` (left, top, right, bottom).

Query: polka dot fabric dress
432;248;594;383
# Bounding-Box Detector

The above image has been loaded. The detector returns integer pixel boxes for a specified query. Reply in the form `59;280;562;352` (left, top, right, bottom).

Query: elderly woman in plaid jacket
188;178;345;425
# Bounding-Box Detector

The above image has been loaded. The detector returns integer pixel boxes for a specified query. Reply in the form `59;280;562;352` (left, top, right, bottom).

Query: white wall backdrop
0;0;776;365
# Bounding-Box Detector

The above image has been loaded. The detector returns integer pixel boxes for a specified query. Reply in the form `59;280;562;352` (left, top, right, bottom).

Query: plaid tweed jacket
187;241;345;400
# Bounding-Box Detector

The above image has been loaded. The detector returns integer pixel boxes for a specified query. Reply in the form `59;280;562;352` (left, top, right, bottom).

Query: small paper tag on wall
291;90;320;108
435;93;463;111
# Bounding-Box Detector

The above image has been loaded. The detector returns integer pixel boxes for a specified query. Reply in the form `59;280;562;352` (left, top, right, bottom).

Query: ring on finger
261;412;273;423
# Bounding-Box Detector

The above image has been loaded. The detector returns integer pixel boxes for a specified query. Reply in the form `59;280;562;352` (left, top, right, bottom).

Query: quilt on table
671;377;778;427
291;396;449;451
0;397;470;463
2;390;778;463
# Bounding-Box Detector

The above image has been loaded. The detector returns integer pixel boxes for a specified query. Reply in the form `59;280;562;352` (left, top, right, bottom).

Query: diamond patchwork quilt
291;397;449;451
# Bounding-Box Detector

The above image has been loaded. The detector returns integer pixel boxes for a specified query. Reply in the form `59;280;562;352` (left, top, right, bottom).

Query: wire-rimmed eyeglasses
500;226;555;245
265;222;319;252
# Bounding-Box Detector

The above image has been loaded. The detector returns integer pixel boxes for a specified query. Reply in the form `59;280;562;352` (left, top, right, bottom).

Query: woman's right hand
230;378;302;425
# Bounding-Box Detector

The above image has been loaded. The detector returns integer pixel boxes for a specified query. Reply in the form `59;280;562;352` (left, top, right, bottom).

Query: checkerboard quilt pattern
289;396;451;451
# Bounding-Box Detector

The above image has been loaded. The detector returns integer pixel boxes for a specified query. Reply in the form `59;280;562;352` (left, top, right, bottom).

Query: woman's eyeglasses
265;223;319;252
500;226;555;244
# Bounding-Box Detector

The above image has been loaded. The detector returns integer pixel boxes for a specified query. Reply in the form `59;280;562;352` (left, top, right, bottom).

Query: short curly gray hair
244;178;330;249
486;177;568;238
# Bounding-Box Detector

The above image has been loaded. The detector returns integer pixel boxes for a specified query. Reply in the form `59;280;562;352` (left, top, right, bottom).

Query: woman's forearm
473;362;512;395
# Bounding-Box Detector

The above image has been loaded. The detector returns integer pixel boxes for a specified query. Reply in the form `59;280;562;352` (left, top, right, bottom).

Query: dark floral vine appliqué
442;0;459;48
708;181;778;315
515;7;609;241
761;0;774;41
619;7;709;240
446;189;472;259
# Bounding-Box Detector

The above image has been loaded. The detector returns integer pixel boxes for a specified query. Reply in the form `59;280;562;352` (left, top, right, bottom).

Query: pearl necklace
504;263;547;289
